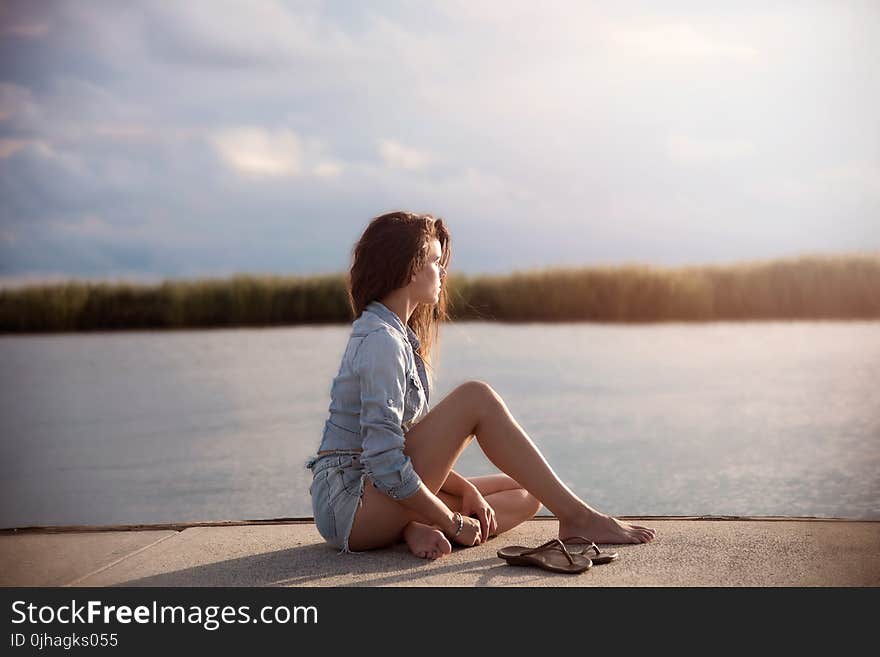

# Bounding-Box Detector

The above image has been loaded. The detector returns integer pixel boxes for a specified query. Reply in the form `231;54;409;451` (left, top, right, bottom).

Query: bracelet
451;512;463;538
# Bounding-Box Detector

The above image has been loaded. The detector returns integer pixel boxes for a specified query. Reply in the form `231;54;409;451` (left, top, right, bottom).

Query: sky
1;0;878;286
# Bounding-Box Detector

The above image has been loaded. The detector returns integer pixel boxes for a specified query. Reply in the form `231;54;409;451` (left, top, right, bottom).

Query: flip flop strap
520;538;575;565
561;536;600;557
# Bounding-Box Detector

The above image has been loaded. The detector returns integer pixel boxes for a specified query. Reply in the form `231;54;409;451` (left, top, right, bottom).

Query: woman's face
409;238;446;305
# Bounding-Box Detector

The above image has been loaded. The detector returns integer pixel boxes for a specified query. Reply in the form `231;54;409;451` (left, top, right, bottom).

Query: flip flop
559;536;619;564
497;538;593;574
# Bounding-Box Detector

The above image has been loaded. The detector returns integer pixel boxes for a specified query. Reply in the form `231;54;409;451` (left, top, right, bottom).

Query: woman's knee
490;476;541;518
519;490;542;518
505;486;542;518
495;489;541;534
504;475;541;518
459;379;499;399
454;380;501;416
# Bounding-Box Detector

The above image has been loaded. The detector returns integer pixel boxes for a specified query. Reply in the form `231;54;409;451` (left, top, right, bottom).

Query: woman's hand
461;486;497;544
452;514;483;547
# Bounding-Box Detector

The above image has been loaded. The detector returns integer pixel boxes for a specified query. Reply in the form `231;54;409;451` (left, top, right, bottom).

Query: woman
307;211;656;559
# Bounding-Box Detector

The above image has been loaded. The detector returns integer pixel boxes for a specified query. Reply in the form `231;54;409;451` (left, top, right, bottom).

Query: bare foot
558;510;656;545
403;521;452;560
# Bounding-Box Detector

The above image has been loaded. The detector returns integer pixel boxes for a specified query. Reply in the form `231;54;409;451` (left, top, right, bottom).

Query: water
1;321;878;527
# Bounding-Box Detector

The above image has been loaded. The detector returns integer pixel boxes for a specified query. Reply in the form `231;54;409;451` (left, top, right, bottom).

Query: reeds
1;253;878;333
455;253;880;322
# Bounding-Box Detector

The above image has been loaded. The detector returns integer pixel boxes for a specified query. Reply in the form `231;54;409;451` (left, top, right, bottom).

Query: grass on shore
1;253;878;333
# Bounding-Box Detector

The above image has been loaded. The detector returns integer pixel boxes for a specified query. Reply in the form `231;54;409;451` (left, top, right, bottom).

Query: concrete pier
2;517;878;587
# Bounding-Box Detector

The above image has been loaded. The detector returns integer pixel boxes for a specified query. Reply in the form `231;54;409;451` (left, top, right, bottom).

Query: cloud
13;140;85;174
744;161;880;214
818;162;880;200
209;126;348;180
666;135;757;163
52;214;156;240
0;77;161;154
91;124;151;142
0;0;51;39
143;0;355;70
0;138;31;158
605;21;760;63
211;126;304;177
4;22;49;38
0;82;35;121
379;139;433;171
313;161;343;178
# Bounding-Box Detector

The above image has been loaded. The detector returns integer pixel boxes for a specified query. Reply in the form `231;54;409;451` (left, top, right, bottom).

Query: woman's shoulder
351;310;405;344
354;324;406;351
350;324;410;372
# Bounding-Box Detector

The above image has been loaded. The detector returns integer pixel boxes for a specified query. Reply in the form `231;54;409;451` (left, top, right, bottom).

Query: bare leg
467;383;655;545
347;380;654;551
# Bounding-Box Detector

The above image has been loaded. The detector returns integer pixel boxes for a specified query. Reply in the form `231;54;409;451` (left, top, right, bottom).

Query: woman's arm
440;470;498;543
354;329;424;500
396;484;482;545
397;485;458;534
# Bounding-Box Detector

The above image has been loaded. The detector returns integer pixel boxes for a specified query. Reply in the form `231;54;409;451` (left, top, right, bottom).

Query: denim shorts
306;451;367;553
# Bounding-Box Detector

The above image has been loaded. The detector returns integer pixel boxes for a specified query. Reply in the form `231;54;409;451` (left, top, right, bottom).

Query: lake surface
1;321;878;527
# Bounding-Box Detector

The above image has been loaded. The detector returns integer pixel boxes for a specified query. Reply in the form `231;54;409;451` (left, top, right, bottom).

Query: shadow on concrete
103;541;564;587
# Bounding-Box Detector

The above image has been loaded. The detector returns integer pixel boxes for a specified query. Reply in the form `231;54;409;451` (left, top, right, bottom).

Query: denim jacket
315;300;430;500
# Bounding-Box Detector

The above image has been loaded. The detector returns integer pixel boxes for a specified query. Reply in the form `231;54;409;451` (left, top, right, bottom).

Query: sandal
497;538;593;574
559;536;619;564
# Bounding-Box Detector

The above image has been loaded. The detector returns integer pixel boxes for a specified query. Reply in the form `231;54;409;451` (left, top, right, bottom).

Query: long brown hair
348;211;451;386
